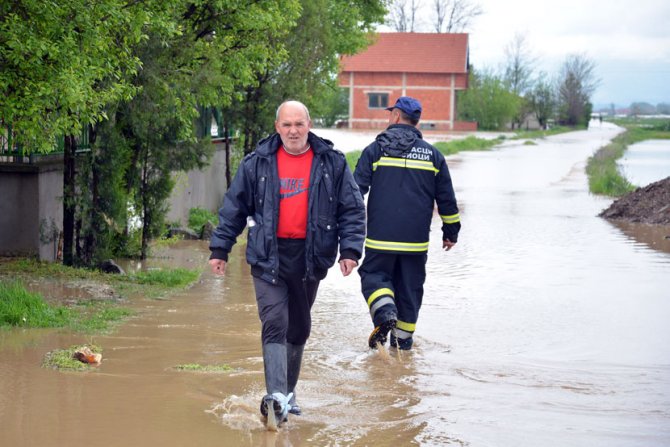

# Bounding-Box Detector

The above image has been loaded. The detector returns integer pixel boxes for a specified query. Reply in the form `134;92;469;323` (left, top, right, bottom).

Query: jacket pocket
314;216;338;268
246;218;268;262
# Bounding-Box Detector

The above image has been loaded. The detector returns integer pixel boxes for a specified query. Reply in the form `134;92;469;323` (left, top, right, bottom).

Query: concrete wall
0;141;229;260
166;142;228;226
0;156;63;260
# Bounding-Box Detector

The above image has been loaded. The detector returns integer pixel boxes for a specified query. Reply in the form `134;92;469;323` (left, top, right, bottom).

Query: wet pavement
1;122;670;446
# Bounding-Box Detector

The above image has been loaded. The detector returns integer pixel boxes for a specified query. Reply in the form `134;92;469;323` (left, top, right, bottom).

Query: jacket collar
255;132;334;158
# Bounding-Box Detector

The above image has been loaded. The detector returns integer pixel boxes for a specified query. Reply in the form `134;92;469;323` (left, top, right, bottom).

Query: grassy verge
0;259;201;331
587;118;670;196
0;280;133;332
434;136;506;155
511;125;575;140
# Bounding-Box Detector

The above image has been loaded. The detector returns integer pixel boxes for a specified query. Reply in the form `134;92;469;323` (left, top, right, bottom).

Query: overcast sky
390;0;670;108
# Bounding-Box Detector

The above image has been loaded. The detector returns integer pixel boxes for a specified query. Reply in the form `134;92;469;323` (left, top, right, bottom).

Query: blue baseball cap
386;96;422;120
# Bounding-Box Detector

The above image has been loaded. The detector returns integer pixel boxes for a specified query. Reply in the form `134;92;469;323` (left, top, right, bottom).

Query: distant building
338;32;475;131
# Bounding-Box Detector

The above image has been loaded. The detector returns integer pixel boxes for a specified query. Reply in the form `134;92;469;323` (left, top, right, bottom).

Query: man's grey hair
276;100;311;121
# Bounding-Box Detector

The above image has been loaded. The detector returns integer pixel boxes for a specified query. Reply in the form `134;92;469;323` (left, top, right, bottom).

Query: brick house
338;32;475;131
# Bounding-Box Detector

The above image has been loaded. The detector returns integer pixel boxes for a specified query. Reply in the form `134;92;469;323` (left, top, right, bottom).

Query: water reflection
617;139;670;187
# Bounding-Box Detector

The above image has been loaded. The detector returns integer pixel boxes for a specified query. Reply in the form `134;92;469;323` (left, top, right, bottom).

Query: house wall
340;71;471;131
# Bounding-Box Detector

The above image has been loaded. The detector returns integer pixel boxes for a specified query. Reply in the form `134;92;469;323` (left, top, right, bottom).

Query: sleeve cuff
338;249;360;263
209;249;229;262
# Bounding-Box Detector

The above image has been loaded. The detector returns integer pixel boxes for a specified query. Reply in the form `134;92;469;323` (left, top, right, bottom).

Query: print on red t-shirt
277;146;313;238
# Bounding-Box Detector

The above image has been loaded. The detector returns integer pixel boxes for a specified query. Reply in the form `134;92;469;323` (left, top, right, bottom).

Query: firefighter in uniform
353;96;461;350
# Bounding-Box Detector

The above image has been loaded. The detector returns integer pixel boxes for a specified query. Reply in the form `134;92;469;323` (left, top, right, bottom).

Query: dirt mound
599;177;670;225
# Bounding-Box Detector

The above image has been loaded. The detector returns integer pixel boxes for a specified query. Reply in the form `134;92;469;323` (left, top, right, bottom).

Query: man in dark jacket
209;100;365;429
353;96;461;351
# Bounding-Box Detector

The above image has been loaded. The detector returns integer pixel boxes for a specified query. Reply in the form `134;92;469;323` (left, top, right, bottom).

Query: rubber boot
259;343;291;429
286;343;305;415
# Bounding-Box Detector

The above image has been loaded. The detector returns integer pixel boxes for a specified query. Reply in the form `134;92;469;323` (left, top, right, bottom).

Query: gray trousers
253;238;320;345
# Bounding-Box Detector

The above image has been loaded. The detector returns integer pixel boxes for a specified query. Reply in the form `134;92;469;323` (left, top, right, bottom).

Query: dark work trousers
359;251;427;331
252;238;320;346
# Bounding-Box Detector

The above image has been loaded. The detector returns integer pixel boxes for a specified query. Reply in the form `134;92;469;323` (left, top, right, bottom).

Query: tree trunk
140;149;150;260
224;121;231;188
62;135;77;266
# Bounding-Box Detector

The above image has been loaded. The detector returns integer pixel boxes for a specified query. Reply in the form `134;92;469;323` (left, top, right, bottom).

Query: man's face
275;103;311;154
388;108;400;125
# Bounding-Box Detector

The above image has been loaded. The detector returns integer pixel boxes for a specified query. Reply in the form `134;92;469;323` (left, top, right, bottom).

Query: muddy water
2;123;670;446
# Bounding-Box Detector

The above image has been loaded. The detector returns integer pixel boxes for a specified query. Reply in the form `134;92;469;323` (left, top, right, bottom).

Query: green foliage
346;150;362;172
234;0;386;153
587;130;639;196
42;344;102;371
556;54;599;126
0;0;146;153
188;207;217;234
527;74;556;129
312;87;350;128
457;68;521;130
586;118;670;196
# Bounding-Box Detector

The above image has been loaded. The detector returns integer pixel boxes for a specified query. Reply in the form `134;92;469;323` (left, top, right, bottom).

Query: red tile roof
341;32;468;74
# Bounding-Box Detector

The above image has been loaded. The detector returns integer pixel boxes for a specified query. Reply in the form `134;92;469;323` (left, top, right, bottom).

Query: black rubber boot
260;343;290;430
286;343;305;415
368;317;397;349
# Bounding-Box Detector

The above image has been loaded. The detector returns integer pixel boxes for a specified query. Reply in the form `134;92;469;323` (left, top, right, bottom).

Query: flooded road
2;123;670;446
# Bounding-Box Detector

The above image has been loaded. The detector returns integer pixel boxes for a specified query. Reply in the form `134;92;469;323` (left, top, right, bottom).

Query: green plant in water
43;344;102;371
174;363;233;373
127;268;200;288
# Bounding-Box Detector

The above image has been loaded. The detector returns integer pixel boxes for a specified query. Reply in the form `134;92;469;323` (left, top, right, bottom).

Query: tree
630;102;656;116
92;0;299;260
457;68;520;130
502;33;538;129
1;0;148;265
527;73;556;129
387;0;421;32
432;0;482;33
657;103;670;115
235;0;385;154
556;53;600;126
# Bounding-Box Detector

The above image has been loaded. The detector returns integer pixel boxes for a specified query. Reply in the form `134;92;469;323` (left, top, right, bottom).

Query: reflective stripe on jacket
353;124;460;254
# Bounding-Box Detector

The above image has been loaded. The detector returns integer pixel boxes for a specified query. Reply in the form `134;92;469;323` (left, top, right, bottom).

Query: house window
368;93;389;109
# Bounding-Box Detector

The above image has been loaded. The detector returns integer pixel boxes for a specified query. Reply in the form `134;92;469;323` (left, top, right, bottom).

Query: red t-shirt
277;145;313;238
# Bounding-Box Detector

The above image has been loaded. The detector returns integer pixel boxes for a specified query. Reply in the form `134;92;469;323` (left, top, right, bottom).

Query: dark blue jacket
210;132;366;283
354;124;460;254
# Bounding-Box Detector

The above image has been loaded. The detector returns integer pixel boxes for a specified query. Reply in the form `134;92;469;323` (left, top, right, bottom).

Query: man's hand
339;259;357;276
443;239;456;251
209;259;227;275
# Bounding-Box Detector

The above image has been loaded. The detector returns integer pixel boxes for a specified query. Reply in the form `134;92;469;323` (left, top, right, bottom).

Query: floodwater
2;122;670;446
617;139;670;187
